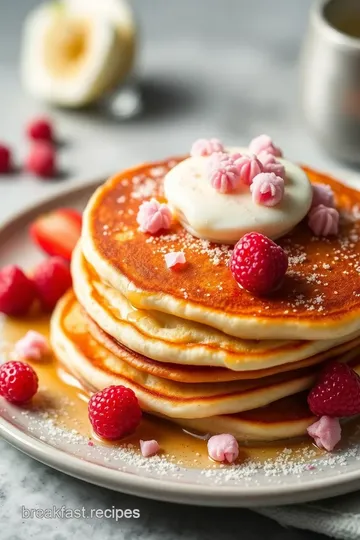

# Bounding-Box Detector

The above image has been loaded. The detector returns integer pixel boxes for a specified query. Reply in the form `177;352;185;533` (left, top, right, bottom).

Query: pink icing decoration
140;439;160;457
190;138;225;157
136;198;172;234
208;153;241;193
311;183;335;208
249;134;283;157
14;331;50;361
308;204;339;237
258;152;285;179
234;154;264;186
207;434;239;463
164;251;186;268
250;172;285;207
307;416;341;452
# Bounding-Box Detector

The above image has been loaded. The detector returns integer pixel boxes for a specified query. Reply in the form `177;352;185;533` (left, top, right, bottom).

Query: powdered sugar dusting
12;404;360;487
146;233;232;267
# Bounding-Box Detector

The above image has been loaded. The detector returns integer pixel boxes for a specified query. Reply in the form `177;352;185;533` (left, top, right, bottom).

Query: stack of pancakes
51;158;360;442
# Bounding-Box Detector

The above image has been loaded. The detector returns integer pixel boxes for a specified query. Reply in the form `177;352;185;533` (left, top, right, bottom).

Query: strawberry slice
29;208;82;261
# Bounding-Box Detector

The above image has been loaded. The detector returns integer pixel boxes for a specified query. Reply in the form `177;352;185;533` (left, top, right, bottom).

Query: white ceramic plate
1;179;360;507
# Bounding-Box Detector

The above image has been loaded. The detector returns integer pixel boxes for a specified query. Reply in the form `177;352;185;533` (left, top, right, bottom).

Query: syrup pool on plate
0;312;342;470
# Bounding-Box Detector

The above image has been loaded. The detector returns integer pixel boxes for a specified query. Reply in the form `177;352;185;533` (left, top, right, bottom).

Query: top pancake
82;158;360;340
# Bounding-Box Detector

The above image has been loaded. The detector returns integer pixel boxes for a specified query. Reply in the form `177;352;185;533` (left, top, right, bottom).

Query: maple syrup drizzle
0;313;333;469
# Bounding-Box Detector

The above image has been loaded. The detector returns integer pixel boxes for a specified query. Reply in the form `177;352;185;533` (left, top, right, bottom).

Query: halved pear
21;3;122;107
64;0;137;91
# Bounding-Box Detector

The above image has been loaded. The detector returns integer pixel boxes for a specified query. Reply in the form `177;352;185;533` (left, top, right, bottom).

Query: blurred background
0;4;354;539
0;0;340;218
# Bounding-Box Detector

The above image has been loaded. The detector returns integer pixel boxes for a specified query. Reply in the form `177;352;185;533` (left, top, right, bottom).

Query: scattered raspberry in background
229;232;288;295
0;265;36;316
308;361;360;417
26;117;54;142
88;385;142;440
0;144;12;173
0;361;38;403
32;256;72;311
30;208;82;261
25;142;56;178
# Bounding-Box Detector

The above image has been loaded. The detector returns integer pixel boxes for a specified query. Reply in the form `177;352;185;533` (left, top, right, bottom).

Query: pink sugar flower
208;153;241;193
190;138;225;157
258;152;285;179
136;198;172;234
207;434;239;464
14;330;50;362
307;416;341;452
311;183;335;209
140;439;160;457
249;134;283;157
164;251;186;269
308;204;339;237
250;172;284;207
234;154;263;186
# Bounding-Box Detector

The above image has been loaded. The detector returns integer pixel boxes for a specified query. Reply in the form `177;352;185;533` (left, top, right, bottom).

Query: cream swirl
164;147;312;244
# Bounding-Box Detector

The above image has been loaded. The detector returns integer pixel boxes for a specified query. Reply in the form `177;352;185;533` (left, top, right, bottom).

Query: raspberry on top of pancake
82;150;360;340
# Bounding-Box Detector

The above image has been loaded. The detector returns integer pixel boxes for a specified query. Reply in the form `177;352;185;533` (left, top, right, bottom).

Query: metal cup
301;0;360;164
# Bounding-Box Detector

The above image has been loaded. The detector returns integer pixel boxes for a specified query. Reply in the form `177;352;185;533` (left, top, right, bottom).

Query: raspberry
0;144;12;173
33;257;72;312
88;385;142;440
25;142;56;178
26;118;53;142
308;361;360;417
0;361;38;403
0;265;36;316
229;232;288;295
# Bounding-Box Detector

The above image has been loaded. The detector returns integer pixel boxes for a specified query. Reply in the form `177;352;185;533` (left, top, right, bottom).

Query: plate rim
1;178;360;507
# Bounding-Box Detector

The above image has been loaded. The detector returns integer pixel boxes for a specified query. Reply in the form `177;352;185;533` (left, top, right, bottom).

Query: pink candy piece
249;134;283;158
208;153;241;193
258;152;285;179
308;204;339;237
136;198;172;234
140;439;160;457
13;330;50;362
250;172;285;207
190;138;225;157
234;154;264;186
164;251;186;268
307;416;341;452
311;183;335;209
207;434;239;463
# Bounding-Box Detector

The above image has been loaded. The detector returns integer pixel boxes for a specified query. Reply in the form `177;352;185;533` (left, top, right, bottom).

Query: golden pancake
82;160;360;341
173;393;317;441
73;242;360;373
51;291;360;421
86;313;360;382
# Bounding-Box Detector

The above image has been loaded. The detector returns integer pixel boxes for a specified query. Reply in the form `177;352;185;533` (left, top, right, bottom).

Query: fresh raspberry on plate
88;385;142;440
29;208;82;261
0;361;38;403
25;142;56;178
0;265;36;316
26;117;53;142
32;257;72;312
229;232;288;295
0;144;12;173
308;361;360;417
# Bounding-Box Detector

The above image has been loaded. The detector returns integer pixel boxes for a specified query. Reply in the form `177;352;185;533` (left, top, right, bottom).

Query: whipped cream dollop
307;416;341;452
164;147;312;244
140;439;160;457
14;330;50;362
207;434;239;463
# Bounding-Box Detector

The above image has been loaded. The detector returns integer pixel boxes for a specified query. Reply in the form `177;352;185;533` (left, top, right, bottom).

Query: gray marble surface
0;0;352;538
